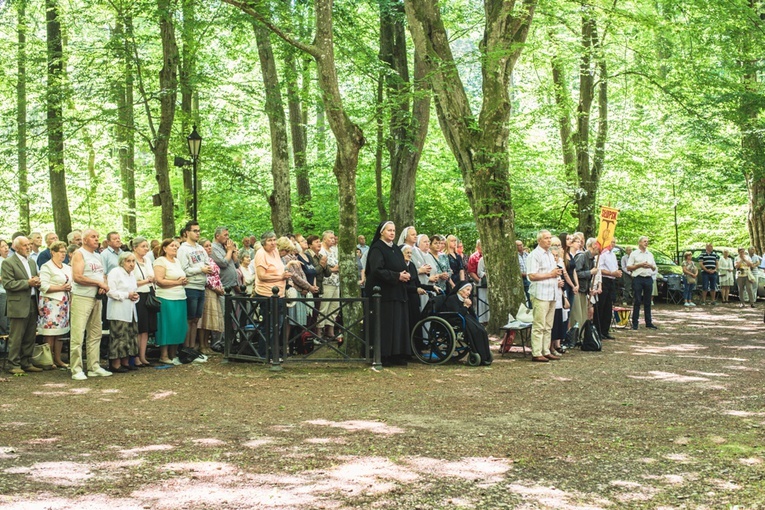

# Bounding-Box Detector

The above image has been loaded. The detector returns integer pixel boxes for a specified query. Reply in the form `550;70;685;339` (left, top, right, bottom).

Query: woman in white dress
718;249;735;303
37;241;72;368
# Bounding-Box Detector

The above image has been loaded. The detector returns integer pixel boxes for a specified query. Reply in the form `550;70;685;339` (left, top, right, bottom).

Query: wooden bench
499;322;531;357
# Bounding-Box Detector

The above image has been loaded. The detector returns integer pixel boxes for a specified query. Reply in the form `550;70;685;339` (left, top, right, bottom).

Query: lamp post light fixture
187;125;202;221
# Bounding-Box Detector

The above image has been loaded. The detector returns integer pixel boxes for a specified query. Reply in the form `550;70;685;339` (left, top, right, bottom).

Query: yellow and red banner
596;206;619;251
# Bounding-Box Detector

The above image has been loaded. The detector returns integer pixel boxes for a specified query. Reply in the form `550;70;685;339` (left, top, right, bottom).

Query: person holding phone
527;230;565;363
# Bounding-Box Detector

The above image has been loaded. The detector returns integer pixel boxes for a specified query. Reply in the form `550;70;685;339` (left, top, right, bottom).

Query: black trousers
632;276;654;327
597;278;616;337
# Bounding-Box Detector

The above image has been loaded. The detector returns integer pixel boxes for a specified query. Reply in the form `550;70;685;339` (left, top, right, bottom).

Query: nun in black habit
445;281;493;366
365;221;411;365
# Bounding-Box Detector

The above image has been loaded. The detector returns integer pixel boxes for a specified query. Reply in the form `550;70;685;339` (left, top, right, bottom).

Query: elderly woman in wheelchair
410;281;493;366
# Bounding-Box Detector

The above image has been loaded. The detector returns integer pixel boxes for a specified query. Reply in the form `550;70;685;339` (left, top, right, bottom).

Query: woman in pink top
253;231;291;298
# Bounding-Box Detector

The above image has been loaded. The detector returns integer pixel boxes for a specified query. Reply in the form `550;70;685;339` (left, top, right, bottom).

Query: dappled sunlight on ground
723;410;765;417
627;371;710;383
242;438;275;448
190;438;226;446
152;390;176;400
305;419;405;435
506;482;610;509
119;444;174;457
4;461;93;485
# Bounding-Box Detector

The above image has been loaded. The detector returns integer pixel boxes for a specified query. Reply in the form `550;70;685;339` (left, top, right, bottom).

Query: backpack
563;325;579;349
579;320;602;352
177;346;207;364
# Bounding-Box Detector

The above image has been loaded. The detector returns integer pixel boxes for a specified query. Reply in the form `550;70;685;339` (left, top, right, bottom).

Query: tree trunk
17;0;29;233
551;12;608;239
113;13;137;235
222;0;365;352
374;75;387;221
155;0;179;240
743;0;765;254
380;0;430;230
124;14;137;235
285;48;311;208
46;0;72;240
254;22;293;235
180;0;196;219
405;0;536;333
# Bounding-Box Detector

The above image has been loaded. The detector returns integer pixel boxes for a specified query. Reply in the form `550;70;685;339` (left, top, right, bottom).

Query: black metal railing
224;287;382;369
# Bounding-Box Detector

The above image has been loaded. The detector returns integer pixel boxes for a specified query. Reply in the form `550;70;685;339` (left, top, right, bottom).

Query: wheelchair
409;292;483;366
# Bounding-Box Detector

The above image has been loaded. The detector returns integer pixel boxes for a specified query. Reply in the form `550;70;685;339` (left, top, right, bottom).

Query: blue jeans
683;282;695;302
632;276;654;327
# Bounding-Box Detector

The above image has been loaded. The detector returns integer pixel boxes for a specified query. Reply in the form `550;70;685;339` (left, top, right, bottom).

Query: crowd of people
1;223;761;376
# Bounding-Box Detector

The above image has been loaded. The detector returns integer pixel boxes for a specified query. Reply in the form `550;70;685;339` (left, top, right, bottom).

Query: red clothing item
467;251;482;276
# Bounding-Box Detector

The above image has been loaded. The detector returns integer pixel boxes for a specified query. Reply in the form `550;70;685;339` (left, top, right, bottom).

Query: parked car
612;245;683;299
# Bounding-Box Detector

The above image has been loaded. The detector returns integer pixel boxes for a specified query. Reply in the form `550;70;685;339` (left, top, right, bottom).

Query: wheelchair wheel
450;332;469;361
410;316;456;364
467;352;482;367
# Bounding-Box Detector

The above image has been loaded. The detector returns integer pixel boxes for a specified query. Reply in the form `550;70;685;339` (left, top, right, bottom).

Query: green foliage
0;0;758;254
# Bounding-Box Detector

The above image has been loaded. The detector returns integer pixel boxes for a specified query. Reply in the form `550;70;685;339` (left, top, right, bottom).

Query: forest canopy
0;0;761;255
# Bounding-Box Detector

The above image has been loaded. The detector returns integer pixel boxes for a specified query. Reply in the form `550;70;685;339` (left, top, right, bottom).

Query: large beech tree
222;0;364;304
551;7;608;239
405;0;537;332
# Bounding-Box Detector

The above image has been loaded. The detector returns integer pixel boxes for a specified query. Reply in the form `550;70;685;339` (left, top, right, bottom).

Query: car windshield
652;250;675;265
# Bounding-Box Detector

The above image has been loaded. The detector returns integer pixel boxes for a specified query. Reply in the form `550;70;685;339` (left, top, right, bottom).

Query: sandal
158;358;174;365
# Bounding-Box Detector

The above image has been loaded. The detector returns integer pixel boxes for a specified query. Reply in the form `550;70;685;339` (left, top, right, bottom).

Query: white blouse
39;261;73;301
134;258;155;294
107;267;138;323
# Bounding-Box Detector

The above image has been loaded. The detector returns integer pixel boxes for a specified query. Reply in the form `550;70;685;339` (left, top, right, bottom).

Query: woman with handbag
718;250;735;303
37;241;72;369
735;248;757;308
681;251;698;307
132;237;157;366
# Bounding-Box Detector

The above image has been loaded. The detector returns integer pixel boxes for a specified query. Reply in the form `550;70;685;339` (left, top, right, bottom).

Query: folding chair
665;275;684;305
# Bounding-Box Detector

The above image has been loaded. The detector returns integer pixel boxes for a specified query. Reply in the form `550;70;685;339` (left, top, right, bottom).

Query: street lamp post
187;125;202;221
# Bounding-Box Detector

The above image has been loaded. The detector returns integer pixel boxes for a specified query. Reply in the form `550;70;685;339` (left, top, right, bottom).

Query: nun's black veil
371;220;394;246
449;280;473;296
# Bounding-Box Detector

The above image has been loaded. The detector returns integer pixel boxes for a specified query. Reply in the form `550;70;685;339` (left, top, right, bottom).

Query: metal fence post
372;286;382;370
222;293;232;363
269;286;283;372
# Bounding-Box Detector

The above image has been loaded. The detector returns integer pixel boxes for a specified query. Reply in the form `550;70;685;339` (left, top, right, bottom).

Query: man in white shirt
527;230;563;362
177;221;212;349
627;236;658;330
28;232;43;264
597;239;622;339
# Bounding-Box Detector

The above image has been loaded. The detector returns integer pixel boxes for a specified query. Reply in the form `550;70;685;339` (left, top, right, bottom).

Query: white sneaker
71;370;87;381
684;302;691;307
689;302;696;307
171;357;182;366
87;367;113;377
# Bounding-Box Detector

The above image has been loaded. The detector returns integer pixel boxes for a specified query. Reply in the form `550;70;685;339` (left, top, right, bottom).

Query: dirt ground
1;302;764;509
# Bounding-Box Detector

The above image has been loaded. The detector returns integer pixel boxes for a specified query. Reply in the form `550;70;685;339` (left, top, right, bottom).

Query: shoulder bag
137;263;162;313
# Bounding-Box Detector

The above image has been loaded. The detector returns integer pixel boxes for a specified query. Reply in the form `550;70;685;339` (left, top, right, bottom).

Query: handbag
137;263;161;312
32;343;53;368
516;303;533;323
145;287;162;313
746;267;756;283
